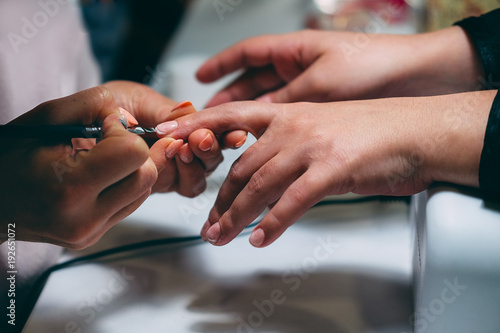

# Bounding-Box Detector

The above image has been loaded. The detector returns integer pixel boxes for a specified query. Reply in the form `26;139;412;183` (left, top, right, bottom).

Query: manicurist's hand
103;81;247;197
0;87;157;249
157;90;496;247
198;27;483;106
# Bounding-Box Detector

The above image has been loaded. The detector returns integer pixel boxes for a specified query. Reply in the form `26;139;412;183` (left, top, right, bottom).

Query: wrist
418;91;496;188
405;26;483;95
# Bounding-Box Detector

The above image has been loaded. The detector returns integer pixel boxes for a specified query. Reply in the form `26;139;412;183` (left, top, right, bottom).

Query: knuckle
264;210;282;229
216;106;238;125
219;209;237;232
227;160;249;185
218;101;250;123
84;86;117;122
93;85;114;106
208;208;222;224
246;172;265;196
287;186;309;206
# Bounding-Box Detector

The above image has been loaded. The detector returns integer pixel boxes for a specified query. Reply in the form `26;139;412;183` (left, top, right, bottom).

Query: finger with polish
165;139;184;159
156;121;178;136
179;143;194;164
199;133;214;152
118;107;139;128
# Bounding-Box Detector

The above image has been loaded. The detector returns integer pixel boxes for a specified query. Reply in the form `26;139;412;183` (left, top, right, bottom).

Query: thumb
256;63;327;103
256;77;310;103
13;86;121;126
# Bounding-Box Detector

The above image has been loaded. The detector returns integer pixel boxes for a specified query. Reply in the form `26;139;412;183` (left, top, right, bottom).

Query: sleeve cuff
479;90;500;191
454;9;500;89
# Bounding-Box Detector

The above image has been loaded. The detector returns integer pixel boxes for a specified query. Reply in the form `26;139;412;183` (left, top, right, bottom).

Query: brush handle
0;125;102;140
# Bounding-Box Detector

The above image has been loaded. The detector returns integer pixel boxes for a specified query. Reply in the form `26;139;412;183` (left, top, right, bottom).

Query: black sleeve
454;9;500;192
478;90;500;192
455;9;500;88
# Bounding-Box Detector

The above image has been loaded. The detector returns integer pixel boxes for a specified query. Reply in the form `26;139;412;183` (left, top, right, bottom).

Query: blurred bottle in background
305;0;425;34
426;0;500;31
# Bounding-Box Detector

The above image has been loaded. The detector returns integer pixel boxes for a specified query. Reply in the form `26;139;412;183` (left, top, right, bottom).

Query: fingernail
165;139;184;159
200;220;211;241
119;107;139;128
206;222;221;245
234;136;247;148
156;121;178;136
249;228;265;247
179;144;194;163
255;94;272;103
117;107;128;128
172;101;193;111
199;133;213;152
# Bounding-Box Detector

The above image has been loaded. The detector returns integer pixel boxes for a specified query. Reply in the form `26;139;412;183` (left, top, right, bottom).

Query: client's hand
104;81;247;197
198;27;482;106
157;90;495;247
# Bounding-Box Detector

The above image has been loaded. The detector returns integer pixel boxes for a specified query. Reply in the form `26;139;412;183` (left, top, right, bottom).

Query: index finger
13;86;120;126
196;34;286;83
157;101;276;141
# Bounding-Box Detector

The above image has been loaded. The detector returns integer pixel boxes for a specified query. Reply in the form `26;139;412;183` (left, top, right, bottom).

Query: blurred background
80;0;500;85
80;0;192;83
